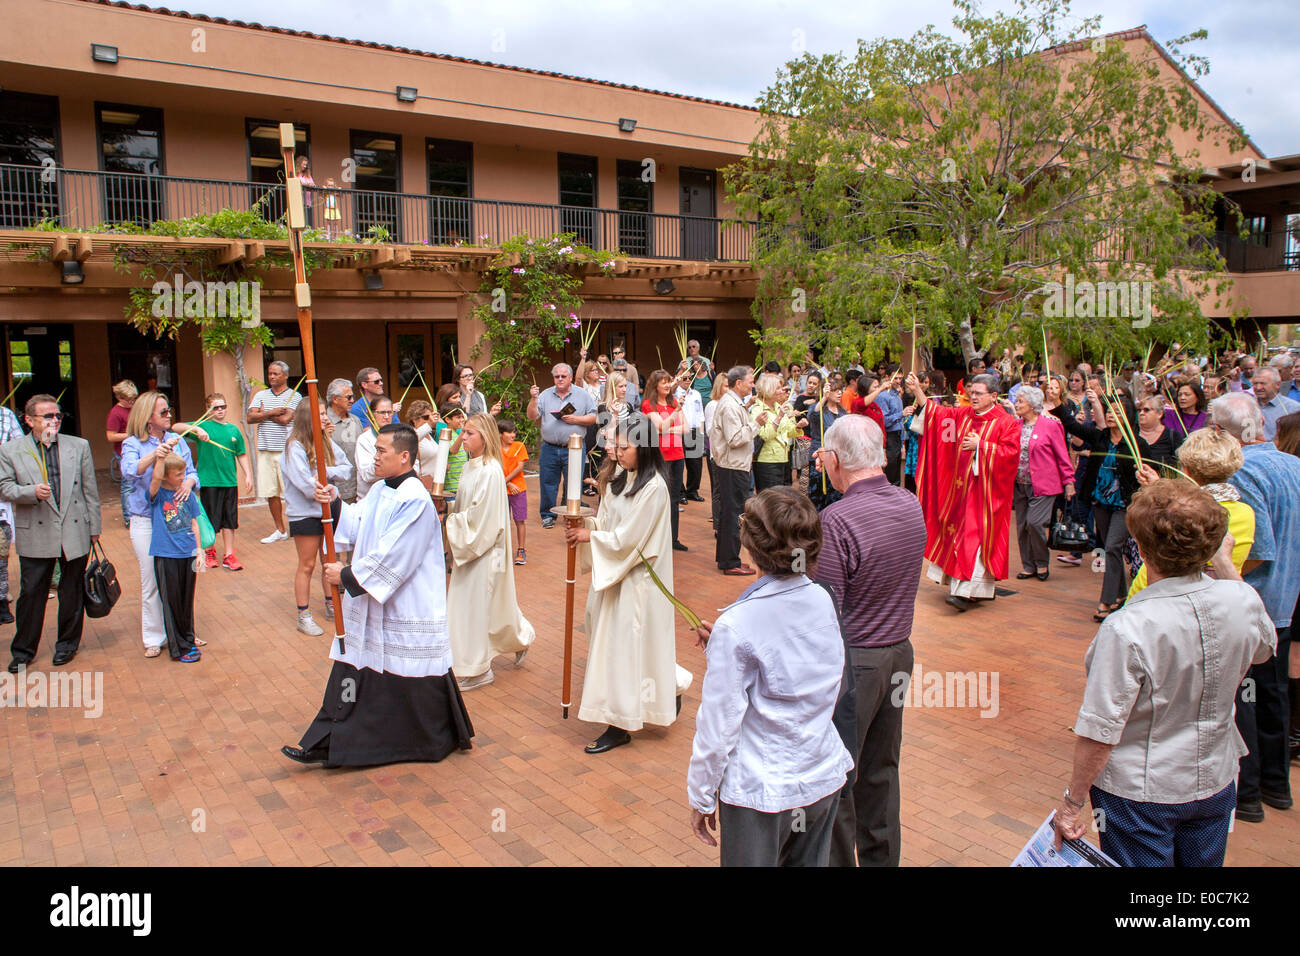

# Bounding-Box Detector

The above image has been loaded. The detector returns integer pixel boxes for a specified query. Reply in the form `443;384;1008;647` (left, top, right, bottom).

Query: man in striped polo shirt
814;414;927;867
247;361;301;543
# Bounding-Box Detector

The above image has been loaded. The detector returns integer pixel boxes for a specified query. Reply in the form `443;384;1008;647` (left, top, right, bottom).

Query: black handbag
83;541;121;619
1048;509;1092;552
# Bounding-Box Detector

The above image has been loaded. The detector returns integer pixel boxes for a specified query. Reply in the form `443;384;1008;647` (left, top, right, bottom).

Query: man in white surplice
281;423;473;768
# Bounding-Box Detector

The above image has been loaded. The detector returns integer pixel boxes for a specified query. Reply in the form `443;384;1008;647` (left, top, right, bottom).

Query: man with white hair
1251;367;1300;441
325;378;363;504
247;360;301;543
1213;393;1300;823
526;363;597;529
1269;352;1300;403
815;414;927;866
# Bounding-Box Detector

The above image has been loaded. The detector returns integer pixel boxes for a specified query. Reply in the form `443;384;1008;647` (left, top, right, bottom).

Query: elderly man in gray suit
0;394;101;672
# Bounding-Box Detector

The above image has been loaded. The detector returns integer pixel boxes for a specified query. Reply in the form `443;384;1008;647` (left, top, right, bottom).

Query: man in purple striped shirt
814;414;927;866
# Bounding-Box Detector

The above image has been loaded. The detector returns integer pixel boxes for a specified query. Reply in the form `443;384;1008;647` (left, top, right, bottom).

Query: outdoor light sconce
91;44;119;63
618;118;637;133
396;86;418;102
365;271;384;291
654;278;675;295
61;261;85;285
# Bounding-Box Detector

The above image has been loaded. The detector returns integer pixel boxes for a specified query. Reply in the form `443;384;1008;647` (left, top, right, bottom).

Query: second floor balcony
0;163;757;263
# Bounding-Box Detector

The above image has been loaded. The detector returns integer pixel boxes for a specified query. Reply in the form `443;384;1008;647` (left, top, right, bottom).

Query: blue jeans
1091;782;1236;867
114;455;131;526
538;441;583;520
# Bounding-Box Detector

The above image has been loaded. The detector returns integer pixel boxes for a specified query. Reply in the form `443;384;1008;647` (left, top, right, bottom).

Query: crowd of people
2;337;1298;868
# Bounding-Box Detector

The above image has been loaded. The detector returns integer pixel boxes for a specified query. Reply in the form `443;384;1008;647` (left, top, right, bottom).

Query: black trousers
684;440;704;496
154;555;197;659
830;639;914;866
718;791;839;867
10;552;89;665
665;457;685;545
1236;627;1291;803
714;465;751;569
707;457;721;529
884;430;903;485
753;460;786;493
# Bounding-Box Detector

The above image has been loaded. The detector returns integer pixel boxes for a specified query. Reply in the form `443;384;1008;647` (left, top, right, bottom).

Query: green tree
726;0;1248;371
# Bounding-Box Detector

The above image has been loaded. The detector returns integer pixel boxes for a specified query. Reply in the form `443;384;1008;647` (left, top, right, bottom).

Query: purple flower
512;267;525;274
564;337;570;343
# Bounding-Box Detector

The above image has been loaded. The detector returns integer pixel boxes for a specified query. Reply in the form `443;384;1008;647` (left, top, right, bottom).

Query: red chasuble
914;402;1021;581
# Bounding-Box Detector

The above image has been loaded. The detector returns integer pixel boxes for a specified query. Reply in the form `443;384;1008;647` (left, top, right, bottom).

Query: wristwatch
1063;787;1085;810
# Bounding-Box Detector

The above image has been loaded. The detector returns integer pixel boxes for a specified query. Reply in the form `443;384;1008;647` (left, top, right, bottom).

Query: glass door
5;323;77;435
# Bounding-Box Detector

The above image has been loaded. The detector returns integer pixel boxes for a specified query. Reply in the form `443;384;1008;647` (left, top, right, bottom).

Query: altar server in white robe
281;423;473;767
565;414;693;754
445;414;536;690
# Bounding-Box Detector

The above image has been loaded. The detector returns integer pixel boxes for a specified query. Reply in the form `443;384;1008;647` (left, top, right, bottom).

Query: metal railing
0;163;758;262
1213;228;1300;273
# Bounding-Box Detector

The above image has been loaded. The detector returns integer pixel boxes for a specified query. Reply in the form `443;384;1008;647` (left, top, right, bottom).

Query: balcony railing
1212;228;1300;273
0;163;757;262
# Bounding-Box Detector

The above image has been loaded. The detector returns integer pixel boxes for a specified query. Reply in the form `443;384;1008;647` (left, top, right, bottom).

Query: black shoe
51;650;76;666
584;726;632;754
1261;789;1293;810
7;658;25;674
541;516;556;529
945;595;973;612
687;493;705;502
281;744;329;765
1235;800;1265;823
0;599;12;624
1016;572;1037;580
673;541;689;552
1037;570;1049;581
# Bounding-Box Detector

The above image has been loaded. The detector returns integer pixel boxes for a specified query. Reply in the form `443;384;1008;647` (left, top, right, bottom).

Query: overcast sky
175;0;1297;156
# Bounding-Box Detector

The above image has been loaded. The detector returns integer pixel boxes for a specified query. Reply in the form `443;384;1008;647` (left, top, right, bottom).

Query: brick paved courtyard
2;471;1297;867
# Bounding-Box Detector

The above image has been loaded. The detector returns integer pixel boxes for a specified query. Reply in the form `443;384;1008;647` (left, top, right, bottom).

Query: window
617;159;653;256
558;153;598;245
426;138;472;244
1244;215;1269;247
96;102;164;225
0;91;60;228
265;323;306;386
246;119;308;222
350;130;402;240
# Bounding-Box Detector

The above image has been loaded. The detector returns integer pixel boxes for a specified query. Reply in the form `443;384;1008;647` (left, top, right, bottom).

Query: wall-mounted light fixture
365;271;384;291
61;261;85;285
91;44;119;63
618;117;637;133
396;86;418;103
654;278;674;295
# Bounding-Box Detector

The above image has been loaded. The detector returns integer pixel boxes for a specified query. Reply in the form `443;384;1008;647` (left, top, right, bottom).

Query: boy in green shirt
183;393;253;570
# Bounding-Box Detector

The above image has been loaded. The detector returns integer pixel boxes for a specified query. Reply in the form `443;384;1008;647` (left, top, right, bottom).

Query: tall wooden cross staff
279;124;344;653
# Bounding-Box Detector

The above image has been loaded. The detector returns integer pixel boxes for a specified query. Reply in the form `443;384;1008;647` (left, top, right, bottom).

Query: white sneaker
296;612;323;636
456;669;494;691
261;530;289;544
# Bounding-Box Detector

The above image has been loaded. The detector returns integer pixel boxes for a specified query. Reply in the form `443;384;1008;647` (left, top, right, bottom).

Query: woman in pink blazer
1011;386;1075;581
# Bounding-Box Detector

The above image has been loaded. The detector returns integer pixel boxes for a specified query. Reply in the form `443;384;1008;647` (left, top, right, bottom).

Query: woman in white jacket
686;485;853;866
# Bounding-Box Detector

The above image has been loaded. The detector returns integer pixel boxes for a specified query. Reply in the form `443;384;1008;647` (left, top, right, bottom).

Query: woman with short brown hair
1053;479;1275;866
688;486;852;866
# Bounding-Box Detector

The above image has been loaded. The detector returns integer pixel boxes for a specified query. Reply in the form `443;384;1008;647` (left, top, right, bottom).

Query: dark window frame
94;101;166;226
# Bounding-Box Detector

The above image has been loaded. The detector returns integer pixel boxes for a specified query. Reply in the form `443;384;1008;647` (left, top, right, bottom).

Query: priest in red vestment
906;372;1020;611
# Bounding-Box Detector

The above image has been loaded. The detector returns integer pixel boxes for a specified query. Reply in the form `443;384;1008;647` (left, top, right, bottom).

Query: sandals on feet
144;646;162;658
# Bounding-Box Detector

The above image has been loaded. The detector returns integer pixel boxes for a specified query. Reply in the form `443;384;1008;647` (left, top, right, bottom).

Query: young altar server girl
564;413;693;754
445;414;535;690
